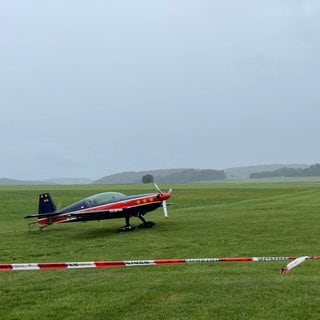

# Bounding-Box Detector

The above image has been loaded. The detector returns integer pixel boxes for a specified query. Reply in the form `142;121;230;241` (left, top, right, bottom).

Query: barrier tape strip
1;256;319;272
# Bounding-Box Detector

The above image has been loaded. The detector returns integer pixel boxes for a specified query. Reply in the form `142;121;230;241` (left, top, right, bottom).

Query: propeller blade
154;183;162;194
155;183;172;195
162;200;168;218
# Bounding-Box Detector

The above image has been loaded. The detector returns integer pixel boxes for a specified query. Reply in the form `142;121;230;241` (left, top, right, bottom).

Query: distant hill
43;178;93;185
93;169;187;184
0;177;92;185
0;164;312;185
157;169;225;183
0;178;53;185
92;168;225;184
224;164;308;179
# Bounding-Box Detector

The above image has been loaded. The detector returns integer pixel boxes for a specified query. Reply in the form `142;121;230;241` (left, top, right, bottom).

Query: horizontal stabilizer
24;212;59;219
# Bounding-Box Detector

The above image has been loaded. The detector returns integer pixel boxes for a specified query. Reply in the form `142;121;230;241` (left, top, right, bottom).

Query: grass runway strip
1;256;319;271
2;183;320;319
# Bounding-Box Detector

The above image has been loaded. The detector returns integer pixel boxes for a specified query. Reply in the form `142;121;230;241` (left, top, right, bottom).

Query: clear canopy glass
84;192;126;207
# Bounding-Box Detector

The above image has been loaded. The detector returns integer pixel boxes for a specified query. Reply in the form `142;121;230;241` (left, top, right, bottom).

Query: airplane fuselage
37;192;170;226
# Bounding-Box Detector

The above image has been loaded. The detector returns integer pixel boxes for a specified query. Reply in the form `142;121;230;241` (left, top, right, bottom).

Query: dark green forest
250;163;320;179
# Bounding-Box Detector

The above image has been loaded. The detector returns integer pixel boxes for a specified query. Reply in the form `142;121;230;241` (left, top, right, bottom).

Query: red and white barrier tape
1;256;319;272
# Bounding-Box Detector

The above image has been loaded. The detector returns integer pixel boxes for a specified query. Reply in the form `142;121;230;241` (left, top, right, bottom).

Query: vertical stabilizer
38;193;56;214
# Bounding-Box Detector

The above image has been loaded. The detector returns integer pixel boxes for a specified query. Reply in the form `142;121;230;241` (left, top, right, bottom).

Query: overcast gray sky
1;0;320;180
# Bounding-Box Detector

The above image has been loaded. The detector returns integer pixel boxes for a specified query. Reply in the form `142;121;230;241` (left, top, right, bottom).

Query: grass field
1;182;320;319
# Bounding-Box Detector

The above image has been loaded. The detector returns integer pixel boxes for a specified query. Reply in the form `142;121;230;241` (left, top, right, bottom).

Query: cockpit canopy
84;192;126;207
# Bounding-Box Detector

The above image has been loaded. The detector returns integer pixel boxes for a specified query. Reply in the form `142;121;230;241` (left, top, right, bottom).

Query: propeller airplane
25;184;172;232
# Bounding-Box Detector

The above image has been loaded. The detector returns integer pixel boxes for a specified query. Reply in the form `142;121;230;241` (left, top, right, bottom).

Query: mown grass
1;182;320;319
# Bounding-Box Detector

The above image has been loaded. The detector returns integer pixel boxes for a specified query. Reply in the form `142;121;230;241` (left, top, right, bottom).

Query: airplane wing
24;208;125;221
68;200;164;219
70;208;124;216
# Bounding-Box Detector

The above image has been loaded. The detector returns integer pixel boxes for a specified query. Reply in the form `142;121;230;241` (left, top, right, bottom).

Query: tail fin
38;193;56;214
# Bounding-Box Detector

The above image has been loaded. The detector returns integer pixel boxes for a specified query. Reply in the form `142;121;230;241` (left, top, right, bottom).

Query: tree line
250;164;320;179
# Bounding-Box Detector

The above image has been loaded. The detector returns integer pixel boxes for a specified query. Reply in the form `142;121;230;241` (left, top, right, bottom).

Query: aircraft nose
161;192;171;200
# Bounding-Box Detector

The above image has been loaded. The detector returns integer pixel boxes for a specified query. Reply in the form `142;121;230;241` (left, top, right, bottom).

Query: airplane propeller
162;200;168;218
154;183;172;218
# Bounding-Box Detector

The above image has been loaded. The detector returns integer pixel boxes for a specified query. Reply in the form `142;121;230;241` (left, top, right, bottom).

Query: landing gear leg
117;214;136;232
137;213;156;229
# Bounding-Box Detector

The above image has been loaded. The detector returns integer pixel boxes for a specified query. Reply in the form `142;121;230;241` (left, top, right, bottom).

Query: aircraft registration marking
109;209;123;213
